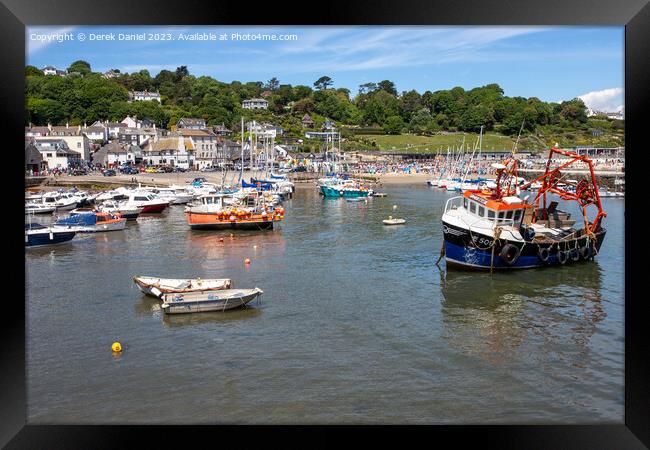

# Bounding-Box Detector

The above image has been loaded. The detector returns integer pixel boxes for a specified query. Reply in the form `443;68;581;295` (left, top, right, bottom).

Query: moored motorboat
25;203;56;215
158;288;264;314
123;191;169;213
54;211;127;232
98;201;143;220
25;223;76;247
133;276;232;296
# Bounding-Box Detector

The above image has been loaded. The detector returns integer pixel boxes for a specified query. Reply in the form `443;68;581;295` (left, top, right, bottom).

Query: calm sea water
26;184;625;424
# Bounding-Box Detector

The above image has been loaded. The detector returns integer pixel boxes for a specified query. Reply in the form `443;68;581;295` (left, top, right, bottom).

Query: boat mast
240;117;244;182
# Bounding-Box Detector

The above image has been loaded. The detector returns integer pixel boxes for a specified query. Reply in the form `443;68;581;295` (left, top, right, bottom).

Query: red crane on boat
493;147;606;235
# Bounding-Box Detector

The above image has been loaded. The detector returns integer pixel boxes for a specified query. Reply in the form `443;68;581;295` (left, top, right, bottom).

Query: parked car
201;166;218;172
71;169;87;176
120;166;139;175
145;167;157;173
172;167;187;173
102;169;116;177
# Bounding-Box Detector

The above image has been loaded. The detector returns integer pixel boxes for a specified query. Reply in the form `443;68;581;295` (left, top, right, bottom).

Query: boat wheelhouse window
513;210;522;222
463;198;468;209
478;206;485;217
134;196;148;201
505;210;513;220
487;209;495;219
469;201;476;214
498;211;505;220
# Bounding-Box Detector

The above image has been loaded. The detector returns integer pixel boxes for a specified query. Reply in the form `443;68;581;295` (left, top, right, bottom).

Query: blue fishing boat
441;149;607;270
320;183;370;198
25;223;76;247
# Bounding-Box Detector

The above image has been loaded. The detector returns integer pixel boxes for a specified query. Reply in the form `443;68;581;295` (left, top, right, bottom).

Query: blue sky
26;26;624;111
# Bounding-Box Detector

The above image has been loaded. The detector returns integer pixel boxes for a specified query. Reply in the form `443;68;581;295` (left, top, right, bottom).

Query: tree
175;66;189;80
358;82;377;95
265;77;280;92
409;107;433;134
363;90;399;126
66;60;91;75
25;66;43;76
383;115;405;134
377;80;397;96
314;76;333;90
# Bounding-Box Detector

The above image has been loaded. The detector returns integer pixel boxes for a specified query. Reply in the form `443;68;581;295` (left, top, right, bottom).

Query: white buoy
392;205;397;210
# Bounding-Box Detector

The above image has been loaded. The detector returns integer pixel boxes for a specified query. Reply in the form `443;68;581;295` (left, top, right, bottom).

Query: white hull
161;288;263;314
133;276;232;296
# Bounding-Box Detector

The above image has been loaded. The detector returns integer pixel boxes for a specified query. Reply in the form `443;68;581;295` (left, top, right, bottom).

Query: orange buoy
244;258;251;265
219;237;224;242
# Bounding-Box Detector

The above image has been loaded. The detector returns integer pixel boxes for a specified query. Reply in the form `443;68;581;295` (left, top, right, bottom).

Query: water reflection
439;262;604;364
162;305;263;327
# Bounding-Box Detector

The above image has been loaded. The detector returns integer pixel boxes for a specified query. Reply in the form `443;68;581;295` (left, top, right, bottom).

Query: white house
118;127;159;147
94;142;137;166
178;129;217;169
143;134;196;169
177;118;206;130
42;124;91;161
128;90;161;102
42;66;67;76
32;138;81;169
103;69;121;78
82;124;108;142
242;98;269;110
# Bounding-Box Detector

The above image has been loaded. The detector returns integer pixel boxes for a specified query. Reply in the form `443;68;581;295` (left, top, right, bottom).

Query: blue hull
320;186;369;198
26;230;76;247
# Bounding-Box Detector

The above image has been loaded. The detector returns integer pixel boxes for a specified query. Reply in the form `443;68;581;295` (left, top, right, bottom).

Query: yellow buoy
111;342;122;352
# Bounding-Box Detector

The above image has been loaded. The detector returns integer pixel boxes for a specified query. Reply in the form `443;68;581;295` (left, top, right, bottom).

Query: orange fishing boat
185;193;284;230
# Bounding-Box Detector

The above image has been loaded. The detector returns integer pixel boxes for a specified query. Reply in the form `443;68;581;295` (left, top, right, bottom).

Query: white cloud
579;87;624;112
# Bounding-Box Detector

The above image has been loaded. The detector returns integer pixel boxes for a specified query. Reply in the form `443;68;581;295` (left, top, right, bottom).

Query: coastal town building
242;98;269;110
25;140;44;174
301;114;315;128
212;123;233;136
118;127;159;147
177;129;217;170
42;66;67;76
103;69;121;78
31;138;81;169
177;118;206;130
142;133;195;169
93;142;139;166
48;127;90;161
128;90;162;102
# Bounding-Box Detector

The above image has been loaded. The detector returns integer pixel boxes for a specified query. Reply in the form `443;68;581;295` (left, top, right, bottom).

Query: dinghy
133;276;232;297
383;216;406;225
159;288;263;314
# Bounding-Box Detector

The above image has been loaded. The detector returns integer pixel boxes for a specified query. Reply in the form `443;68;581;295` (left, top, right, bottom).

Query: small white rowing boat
160;288;263;314
133;276;232;297
383;217;406;225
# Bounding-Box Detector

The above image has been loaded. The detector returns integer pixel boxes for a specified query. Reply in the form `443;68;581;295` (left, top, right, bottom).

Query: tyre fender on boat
580;245;592;260
500;243;520;266
557;250;568;264
538;246;551;263
569;247;580;262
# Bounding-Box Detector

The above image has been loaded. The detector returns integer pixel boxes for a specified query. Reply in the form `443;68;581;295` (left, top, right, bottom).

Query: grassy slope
350;127;624;154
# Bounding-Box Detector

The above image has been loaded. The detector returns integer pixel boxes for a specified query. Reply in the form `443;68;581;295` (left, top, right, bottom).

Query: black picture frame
3;0;648;447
